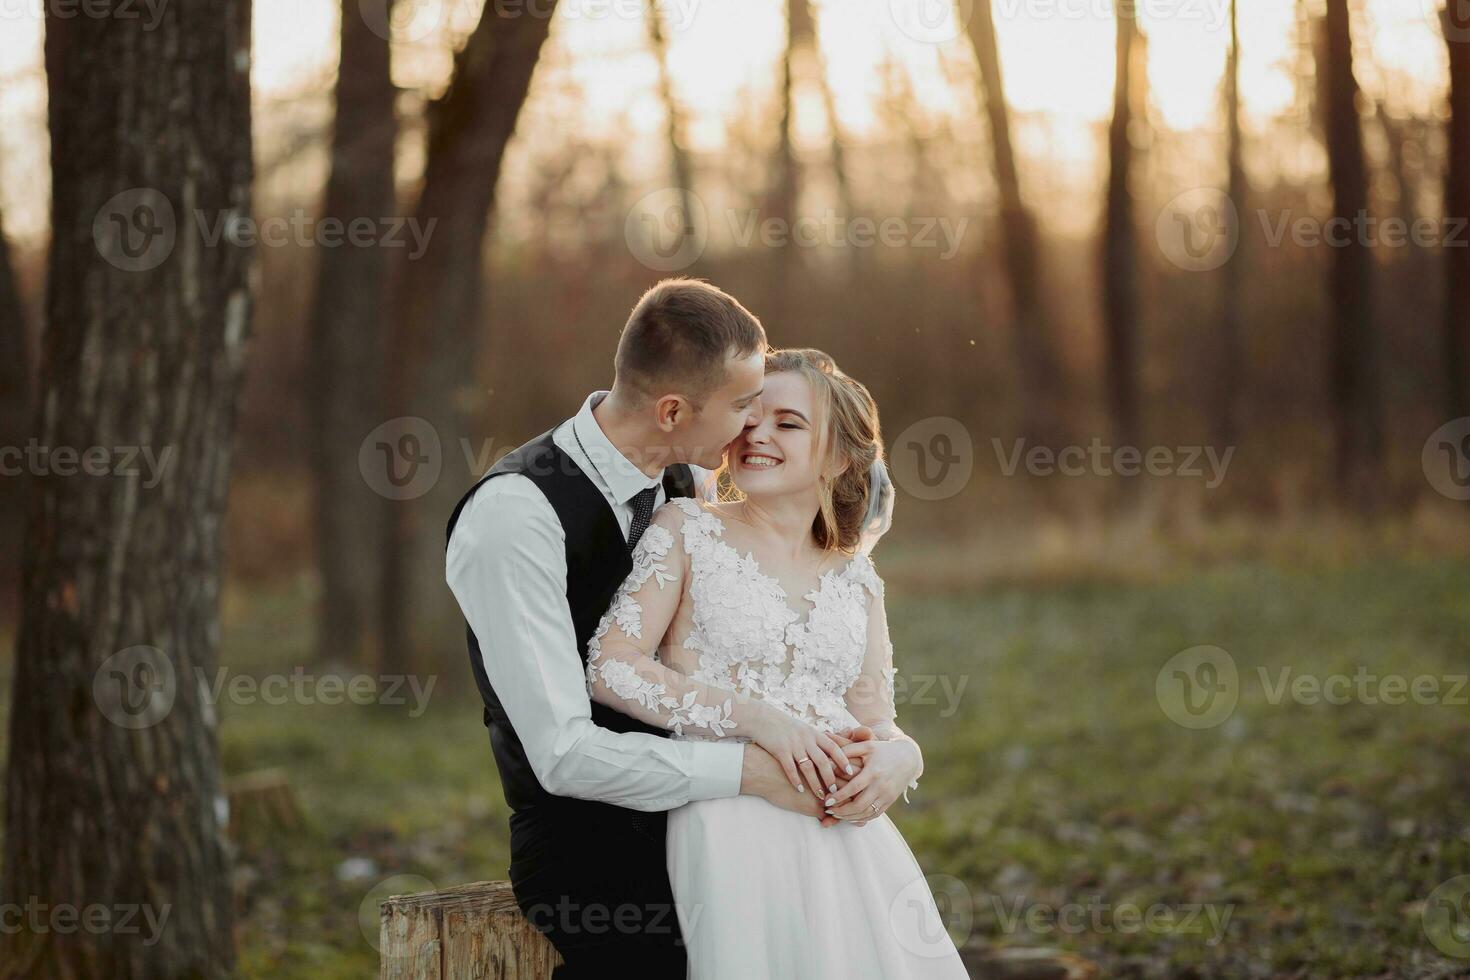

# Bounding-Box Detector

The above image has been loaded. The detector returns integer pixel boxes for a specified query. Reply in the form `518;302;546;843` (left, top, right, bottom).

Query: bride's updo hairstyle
764;348;884;554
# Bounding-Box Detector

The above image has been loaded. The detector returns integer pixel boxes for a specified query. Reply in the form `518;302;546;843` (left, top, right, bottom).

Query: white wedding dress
584;498;969;979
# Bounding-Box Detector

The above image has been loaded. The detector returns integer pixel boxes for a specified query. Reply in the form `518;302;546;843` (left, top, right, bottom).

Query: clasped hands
742;714;921;828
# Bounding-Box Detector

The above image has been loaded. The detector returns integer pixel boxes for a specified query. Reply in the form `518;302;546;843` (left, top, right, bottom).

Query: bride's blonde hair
734;348;884;554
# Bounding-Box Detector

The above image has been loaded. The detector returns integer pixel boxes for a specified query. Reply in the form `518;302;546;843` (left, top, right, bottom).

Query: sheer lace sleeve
844;557;921;802
585;501;763;738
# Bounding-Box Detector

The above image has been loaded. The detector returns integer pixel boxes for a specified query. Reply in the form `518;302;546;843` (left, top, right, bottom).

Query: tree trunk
381;3;557;664
646;0;698;254
0;208;29;603
1;0;253;976
1215;0;1246;448
761;0;802;320
309;0;398;665
964;0;1065;444
1445;1;1470;423
1102;0;1142;450
1321;0;1382;502
791;0;859;279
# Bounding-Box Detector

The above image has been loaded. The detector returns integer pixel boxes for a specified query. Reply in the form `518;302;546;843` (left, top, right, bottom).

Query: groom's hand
740;745;825;819
740;743;867;825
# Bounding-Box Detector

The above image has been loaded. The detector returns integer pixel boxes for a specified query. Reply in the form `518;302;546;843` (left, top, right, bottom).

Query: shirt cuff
685;740;745;801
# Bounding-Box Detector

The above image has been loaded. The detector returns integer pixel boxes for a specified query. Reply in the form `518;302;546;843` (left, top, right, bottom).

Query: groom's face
670;350;766;470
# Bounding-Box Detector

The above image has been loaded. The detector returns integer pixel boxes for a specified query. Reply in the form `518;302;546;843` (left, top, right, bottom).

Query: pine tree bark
309;0;398;665
964;0;1065;444
1321;0;1382;501
1445;3;1470;423
381;2;557;663
1;1;252;977
1102;0;1142;451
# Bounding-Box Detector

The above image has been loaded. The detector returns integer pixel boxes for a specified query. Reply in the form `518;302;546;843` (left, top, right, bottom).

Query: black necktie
627;486;658;552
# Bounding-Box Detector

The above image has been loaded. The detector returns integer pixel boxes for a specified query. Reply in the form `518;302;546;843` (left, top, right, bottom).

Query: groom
445;279;871;978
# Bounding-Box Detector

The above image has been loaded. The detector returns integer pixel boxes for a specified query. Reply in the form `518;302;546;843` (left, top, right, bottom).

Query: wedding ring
868;802;879;813
797;757;815;765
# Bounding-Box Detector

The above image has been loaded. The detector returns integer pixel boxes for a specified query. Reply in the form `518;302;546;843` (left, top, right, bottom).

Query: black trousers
509;808;688;980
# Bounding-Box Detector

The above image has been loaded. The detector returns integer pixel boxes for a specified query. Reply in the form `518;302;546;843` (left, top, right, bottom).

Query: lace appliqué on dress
585;522;737;737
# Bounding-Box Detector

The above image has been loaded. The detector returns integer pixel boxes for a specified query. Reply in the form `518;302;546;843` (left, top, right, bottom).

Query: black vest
445;427;698;864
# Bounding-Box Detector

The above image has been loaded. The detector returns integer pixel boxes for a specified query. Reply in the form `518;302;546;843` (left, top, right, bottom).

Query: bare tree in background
308;0;397;665
766;0;803;312
1215;0;1247;448
1445;3;1470;422
646;0;698;254
963;0;1065;443
1102;0;1143;451
382;2;558;661
0;207;28;601
1321;0;1382;501
1;0;253;974
792;0;858;256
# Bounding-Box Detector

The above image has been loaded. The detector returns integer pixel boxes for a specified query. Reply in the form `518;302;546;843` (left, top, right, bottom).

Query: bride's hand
750;701;853;799
822;738;920;825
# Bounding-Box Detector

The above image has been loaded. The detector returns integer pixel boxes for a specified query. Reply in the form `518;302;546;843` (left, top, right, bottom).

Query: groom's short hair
615;279;766;407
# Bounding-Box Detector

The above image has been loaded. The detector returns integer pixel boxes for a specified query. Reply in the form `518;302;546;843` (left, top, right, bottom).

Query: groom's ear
653;393;692;431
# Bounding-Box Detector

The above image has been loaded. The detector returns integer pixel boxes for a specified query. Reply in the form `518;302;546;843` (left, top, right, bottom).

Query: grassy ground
4;543;1470;977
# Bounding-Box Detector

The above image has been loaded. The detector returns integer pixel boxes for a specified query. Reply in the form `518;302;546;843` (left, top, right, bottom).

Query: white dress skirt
667;794;971;979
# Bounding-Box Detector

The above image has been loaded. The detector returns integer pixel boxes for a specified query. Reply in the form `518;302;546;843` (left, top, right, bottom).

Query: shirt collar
572;391;663;504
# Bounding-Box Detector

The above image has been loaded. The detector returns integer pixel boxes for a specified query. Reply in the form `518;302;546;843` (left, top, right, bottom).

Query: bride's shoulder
847;550;885;599
653;496;725;536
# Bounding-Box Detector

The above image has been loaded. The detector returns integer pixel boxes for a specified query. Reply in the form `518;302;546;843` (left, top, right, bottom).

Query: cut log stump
380;880;562;979
225;768;301;842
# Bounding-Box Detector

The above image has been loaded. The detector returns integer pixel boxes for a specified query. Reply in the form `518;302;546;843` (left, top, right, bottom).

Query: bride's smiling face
730;371;823;496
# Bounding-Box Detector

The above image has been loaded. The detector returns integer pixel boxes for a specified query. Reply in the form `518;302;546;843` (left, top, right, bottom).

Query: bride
582;348;969;978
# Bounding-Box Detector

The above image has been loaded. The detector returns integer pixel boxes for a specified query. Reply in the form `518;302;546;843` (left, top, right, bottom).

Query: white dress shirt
446;391;744;811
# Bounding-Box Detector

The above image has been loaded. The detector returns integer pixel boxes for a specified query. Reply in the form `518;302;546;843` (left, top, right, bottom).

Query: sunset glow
0;0;1454;239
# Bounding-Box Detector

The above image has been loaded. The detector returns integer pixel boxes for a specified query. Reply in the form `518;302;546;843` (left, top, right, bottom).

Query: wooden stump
380;880;562;979
225;768;301;842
